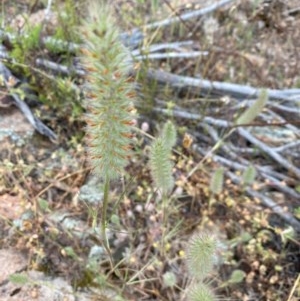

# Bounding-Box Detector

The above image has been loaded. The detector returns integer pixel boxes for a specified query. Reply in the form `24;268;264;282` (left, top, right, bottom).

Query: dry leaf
182;133;193;149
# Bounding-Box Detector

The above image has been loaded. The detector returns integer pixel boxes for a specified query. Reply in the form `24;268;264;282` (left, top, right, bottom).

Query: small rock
0;270;75;301
79;175;104;205
0;249;27;284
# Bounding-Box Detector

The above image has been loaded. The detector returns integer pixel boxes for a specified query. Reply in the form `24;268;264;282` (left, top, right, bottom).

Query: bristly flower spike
186;232;218;280
187;282;217;301
80;1;136;180
149;138;174;194
161;120;177;151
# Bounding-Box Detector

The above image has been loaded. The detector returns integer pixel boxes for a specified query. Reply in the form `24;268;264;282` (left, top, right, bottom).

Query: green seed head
161;120;177;150
187;282;217;301
186;232;218;280
149;138;174;194
80;1;136;179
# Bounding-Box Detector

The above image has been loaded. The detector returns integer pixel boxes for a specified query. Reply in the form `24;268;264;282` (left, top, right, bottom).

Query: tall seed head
149;138;174;194
209;167;224;195
80;1;136;179
161;120;177;150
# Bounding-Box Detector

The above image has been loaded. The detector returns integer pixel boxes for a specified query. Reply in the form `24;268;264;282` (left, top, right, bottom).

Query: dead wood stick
155;106;299;159
192;144;300;231
156;104;300;190
27;59;300;105
227;144;259;155
199;148;299;199
35;58;85;76
131;40;195;57
0;28;143;54
153;106;232;128
2;44;300;106
238;128;300;180
269;102;300;114
134;51;209;61
199;111;300;180
0;62;57;141
274;141;300;153
226;171;300;232
144;68;300;102
227;160;299;199
196;125;299;198
144;0;235;30
262;110;300;135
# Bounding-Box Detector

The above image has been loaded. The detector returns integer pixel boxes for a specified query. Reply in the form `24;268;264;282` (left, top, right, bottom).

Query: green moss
10;24;42;60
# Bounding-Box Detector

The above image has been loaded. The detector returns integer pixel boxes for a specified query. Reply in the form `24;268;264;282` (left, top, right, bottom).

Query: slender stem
161;192;168;256
187;128;234;179
101;176;114;270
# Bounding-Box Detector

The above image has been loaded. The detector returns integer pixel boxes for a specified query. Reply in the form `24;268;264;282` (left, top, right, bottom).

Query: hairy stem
101;177;114;269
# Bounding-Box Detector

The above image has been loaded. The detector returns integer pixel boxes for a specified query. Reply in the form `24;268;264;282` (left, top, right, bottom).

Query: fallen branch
195;124;300;199
134;50;209;61
192;143;300;231
0;62;57;141
144;68;300;102
263;110;300;135
144;0;235;30
238;128;300;180
0;27;143;54
227;171;300;232
274;141;300;153
134;40;194;54
36;58;85;76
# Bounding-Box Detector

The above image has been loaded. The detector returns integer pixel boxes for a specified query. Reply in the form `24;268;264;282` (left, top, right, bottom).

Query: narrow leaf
242;165;257;185
9;273;29;285
161;120;177;150
210;167;224;195
236;89;268;125
38;198;50;212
